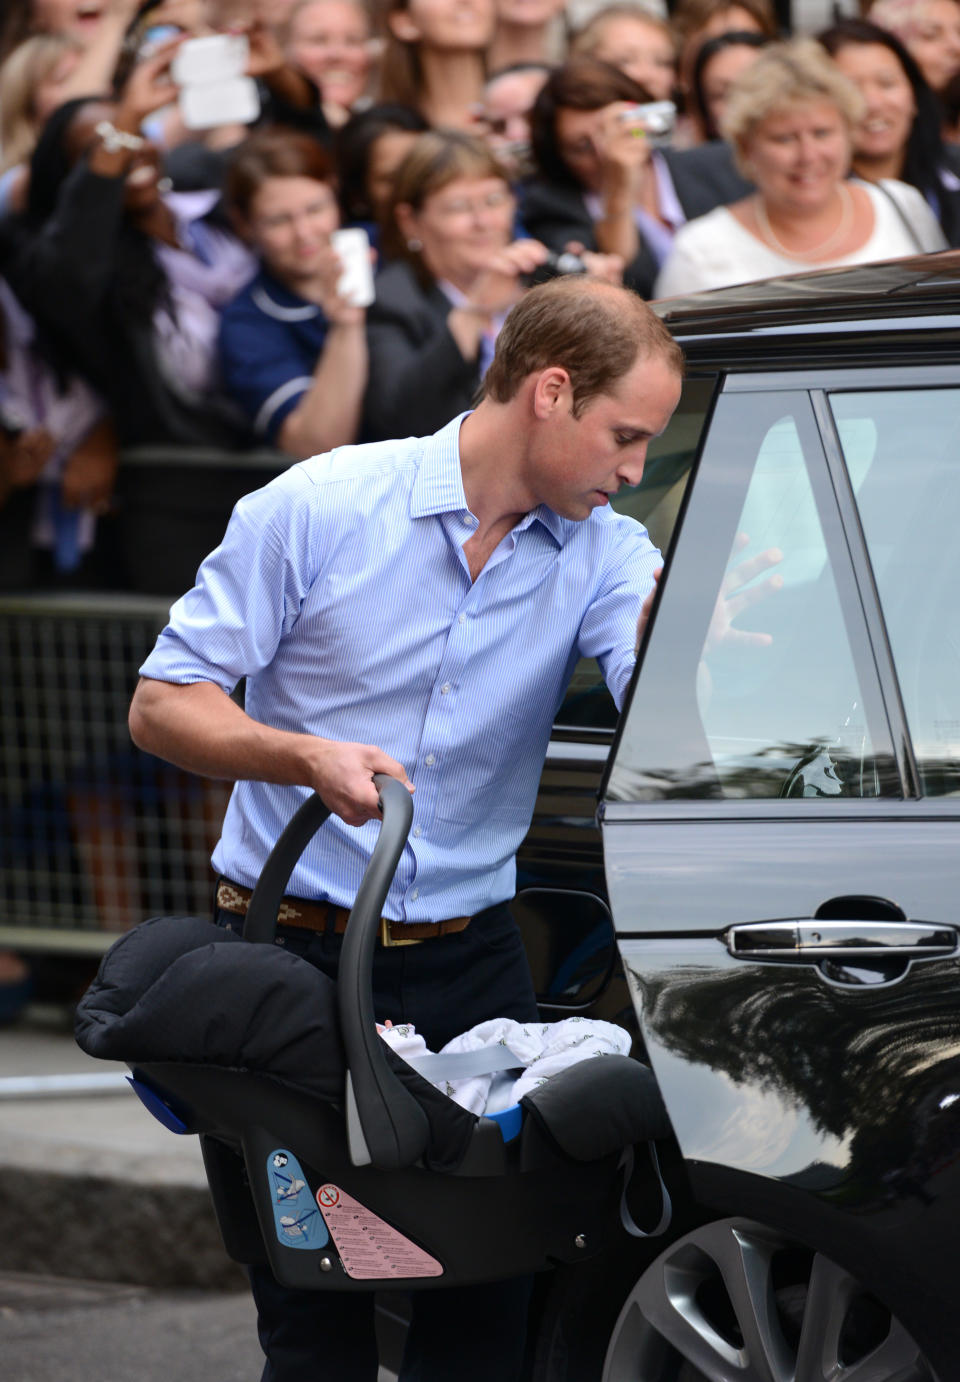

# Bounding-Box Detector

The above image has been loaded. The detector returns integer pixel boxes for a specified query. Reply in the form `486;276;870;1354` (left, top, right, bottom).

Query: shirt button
425;753;435;766
458;613;466;625
440;683;451;695
413;826;422;837
411;888;419;900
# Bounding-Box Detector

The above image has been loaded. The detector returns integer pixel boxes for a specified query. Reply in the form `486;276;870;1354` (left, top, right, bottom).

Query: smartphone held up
171;33;260;130
330;229;375;309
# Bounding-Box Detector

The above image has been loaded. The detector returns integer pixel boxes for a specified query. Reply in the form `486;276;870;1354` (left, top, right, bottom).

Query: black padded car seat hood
75;914;478;1170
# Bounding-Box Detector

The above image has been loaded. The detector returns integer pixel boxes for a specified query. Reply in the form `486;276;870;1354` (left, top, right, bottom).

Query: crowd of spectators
2;0;959;591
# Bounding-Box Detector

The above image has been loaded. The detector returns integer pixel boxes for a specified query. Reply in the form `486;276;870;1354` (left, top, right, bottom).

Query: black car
511;250;960;1382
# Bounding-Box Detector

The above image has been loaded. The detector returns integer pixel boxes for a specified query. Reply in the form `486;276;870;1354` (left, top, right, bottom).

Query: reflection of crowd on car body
1;0;959;590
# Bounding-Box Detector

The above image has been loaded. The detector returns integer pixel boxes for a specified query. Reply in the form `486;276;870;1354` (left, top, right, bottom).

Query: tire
531;1216;936;1382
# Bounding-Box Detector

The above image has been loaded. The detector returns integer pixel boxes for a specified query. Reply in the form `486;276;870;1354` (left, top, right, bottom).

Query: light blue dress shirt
140;413;660;921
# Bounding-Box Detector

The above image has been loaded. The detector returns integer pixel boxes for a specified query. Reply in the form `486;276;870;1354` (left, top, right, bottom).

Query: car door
599;369;960;1363
514;377;716;1021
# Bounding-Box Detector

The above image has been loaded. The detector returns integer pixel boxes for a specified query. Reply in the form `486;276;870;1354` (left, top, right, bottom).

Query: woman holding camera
654;39;947;298
363;128;621;441
523;56;752;299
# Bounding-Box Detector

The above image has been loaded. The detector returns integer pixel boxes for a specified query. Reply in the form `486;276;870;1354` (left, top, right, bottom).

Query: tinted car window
608;389;899;802
555;376;716;731
829;388;960;797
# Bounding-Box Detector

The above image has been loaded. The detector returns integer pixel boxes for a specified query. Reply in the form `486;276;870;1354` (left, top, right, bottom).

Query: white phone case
172;35;260;131
330;228;375;309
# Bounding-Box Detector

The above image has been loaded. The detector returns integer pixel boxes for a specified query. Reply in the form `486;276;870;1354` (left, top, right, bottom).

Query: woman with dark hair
219;126;368;457
335;101;429;238
377;0;494;129
691;29;769;142
524;55;752;299
819;17;960;245
363;128;621;440
6;39;256;448
672;0;777;88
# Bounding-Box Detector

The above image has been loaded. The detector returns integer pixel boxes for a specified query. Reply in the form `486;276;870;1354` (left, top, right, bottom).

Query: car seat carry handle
242;776;428;1170
243;792;333;943
339;774;429;1170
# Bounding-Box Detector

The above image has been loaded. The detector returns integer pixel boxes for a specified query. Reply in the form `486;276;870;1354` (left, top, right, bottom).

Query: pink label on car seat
316;1184;444;1279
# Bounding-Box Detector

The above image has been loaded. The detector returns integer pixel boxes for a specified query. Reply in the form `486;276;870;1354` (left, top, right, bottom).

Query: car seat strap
401;1044;525;1082
618;1143;672;1238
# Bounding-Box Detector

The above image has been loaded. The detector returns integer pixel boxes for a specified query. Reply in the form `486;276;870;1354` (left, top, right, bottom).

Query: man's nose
617;452;647;487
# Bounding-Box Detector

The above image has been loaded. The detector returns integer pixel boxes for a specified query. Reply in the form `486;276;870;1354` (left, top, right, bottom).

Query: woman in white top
655;38;947;298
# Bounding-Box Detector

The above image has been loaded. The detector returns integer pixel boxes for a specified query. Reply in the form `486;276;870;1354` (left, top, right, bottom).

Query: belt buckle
379;917;422;948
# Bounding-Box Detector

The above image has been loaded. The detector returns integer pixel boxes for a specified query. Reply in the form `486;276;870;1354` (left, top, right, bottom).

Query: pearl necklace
753;184;854;262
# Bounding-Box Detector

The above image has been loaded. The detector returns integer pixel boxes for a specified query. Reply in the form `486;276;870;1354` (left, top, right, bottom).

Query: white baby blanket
377;1016;631;1116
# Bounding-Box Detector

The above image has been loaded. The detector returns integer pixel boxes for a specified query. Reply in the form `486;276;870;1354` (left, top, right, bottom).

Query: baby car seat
76;777;673;1291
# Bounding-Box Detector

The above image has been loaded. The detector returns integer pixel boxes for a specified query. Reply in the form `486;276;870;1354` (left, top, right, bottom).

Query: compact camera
524;250;589;287
618;100;677;148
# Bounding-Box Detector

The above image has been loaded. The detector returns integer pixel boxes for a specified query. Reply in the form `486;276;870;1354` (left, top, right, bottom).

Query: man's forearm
128;676;415;825
128;677;316;785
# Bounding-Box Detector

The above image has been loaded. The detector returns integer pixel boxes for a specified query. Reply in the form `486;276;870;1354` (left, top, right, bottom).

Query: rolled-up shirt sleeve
139;464;318;693
578;518;661;711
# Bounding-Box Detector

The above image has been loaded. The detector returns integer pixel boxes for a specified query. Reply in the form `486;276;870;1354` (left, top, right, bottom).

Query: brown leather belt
215;879;471;948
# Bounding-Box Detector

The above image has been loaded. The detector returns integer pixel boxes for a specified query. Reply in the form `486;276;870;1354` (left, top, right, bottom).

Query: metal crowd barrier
0;445;290;953
0;592;233;953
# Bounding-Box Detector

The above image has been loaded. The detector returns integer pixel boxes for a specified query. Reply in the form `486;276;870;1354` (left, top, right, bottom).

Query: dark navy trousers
215;901;539;1382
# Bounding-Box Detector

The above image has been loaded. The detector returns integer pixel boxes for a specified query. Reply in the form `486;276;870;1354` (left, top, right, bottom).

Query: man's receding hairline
529;340;682;390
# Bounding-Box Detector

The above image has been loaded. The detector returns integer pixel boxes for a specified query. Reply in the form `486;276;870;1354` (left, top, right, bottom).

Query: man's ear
387;9;422;43
531;366;572;419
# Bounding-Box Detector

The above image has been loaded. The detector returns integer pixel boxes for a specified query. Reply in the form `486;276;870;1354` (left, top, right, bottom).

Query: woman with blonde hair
570;4;678;104
655;37;946;296
363;127;621;438
0;32;81;212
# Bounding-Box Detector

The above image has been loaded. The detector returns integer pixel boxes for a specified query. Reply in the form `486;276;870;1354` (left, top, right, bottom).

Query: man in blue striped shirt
129;276;682;1382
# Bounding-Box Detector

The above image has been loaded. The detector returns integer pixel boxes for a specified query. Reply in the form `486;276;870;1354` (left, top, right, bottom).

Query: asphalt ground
0;1272;261;1382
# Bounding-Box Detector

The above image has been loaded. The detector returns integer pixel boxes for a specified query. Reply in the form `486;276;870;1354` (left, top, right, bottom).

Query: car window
829;389;960;797
555;376;717;732
607;389;899;802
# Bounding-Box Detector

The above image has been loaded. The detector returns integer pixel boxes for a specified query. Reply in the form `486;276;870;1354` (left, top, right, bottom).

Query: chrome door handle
726;919;958;961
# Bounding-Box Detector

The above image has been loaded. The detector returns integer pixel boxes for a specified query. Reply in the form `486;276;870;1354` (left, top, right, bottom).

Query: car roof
654;248;960;368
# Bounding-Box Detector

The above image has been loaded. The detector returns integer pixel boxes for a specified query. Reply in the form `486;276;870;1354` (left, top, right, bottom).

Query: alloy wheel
602;1217;933;1382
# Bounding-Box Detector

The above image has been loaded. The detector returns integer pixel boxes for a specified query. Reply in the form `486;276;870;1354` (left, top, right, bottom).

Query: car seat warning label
316;1184;444;1279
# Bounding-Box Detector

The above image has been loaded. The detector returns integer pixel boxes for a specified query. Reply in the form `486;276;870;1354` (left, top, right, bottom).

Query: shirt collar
251;268;323;321
410;412;569;548
410;413;471;518
651;151;685;230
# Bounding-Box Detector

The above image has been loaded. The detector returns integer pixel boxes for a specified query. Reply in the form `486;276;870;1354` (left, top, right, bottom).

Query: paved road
0;1272;401;1382
0;1272;261;1382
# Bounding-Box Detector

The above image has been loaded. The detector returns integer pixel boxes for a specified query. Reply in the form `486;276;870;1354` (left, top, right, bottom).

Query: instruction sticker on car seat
267;1150;328;1249
316;1183;443;1279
